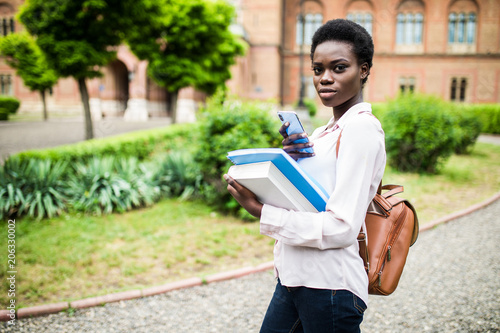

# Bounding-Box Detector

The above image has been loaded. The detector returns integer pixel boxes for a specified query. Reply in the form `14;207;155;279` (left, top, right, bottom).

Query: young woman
224;19;385;332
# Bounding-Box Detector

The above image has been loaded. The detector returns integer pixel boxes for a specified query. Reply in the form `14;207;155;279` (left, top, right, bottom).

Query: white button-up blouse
260;102;386;304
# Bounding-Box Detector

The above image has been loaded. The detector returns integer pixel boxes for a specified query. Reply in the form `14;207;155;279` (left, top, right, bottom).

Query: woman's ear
360;62;370;79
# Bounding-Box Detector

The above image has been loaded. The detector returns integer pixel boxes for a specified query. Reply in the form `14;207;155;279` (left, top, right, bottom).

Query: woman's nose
320;70;334;84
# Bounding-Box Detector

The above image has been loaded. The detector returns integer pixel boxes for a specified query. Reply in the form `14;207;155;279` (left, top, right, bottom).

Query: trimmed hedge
0;108;8;121
467;103;500;134
382;94;457;173
0;96;20;114
10;122;198;165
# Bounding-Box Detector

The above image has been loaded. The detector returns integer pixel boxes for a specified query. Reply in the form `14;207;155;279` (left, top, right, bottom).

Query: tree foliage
126;0;246;121
18;0;150;137
0;32;58;120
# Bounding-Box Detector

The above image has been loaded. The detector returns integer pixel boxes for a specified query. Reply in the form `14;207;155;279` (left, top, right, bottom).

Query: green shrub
0;96;20;114
10;123;197;165
0;108;8;121
371;102;389;120
299;98;318;117
467;103;500;134
0;157;68;219
383;94;456;173
195;93;281;212
449;104;482;154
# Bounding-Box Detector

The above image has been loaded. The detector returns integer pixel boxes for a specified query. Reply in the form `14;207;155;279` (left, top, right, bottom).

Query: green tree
0;32;58;120
19;0;147;139
126;0;246;123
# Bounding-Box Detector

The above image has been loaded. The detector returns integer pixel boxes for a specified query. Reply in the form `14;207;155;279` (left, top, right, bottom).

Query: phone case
277;111;314;153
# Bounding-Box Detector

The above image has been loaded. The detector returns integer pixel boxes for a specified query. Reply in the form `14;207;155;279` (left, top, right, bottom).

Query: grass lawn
1;142;499;309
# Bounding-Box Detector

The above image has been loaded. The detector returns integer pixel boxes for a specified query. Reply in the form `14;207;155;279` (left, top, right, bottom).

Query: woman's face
312;40;368;110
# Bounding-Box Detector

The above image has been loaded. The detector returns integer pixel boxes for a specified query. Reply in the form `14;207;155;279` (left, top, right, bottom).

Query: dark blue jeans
260;280;366;333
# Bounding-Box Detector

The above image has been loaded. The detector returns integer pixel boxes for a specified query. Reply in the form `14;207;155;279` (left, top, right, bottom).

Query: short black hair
310;19;374;85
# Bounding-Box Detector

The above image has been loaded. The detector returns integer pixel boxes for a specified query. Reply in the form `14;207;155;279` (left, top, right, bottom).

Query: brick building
229;0;500;116
1;0;499;120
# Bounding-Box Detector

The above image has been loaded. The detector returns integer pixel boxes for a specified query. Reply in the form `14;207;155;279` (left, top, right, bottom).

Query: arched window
396;13;423;45
448;12;476;45
346;12;373;36
296;13;323;46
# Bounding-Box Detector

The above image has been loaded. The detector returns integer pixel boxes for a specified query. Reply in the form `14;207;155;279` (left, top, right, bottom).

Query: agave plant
0;160;26;219
114;157;161;208
67;157;131;215
0;157;69;219
153;151;204;200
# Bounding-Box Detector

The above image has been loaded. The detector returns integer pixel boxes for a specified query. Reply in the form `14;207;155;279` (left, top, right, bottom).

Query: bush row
0;152;203;220
374;94;484;173
13;122;198;165
373;99;500;135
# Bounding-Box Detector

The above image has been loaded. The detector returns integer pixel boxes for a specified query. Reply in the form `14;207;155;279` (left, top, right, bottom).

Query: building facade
1;0;499;120
229;0;500;116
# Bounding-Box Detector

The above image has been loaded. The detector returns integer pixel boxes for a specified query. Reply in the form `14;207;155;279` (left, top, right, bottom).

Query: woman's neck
332;93;364;121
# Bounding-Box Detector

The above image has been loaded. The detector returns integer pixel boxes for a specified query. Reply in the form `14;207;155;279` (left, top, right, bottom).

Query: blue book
227;148;329;212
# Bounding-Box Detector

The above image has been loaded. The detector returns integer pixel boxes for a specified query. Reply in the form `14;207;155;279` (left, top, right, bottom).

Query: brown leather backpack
360;184;419;295
336;128;419;295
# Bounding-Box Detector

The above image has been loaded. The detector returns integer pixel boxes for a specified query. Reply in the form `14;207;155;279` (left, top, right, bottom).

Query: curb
419;191;500;232
3;193;498;321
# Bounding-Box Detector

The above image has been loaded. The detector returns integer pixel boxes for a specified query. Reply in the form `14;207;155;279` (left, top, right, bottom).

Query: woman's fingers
279;122;289;138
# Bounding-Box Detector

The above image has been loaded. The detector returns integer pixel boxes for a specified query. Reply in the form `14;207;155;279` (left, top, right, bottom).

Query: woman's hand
279;122;315;161
224;174;263;218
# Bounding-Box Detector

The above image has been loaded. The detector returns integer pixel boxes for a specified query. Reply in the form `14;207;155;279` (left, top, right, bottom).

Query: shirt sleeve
260;115;385;250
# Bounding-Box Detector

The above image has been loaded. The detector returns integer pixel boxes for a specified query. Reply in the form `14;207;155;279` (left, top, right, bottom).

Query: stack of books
227;148;329;212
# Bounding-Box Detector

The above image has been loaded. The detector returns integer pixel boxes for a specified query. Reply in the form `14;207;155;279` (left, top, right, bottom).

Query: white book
227;148;330;212
228;161;318;212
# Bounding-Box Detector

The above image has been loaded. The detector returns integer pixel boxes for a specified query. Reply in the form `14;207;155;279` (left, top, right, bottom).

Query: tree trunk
168;90;178;124
40;90;48;121
77;77;94;140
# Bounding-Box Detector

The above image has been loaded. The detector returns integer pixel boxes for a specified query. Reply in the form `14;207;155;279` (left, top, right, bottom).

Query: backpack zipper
376;206;408;287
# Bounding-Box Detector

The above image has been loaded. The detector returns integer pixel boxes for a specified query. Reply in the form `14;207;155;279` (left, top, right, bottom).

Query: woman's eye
335;64;347;71
313;67;323;75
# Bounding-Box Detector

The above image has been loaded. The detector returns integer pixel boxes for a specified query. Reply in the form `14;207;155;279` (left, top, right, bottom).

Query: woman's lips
318;88;336;99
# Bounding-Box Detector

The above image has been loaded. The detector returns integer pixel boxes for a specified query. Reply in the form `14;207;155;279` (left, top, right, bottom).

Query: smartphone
277;111;314;153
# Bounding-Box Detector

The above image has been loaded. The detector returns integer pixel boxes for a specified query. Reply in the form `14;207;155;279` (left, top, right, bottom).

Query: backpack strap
336;128;382;194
